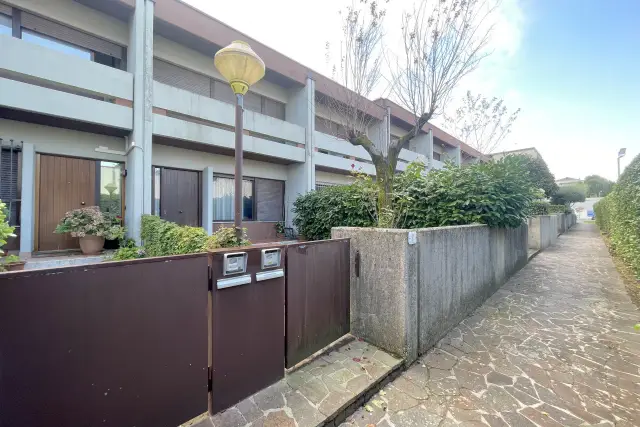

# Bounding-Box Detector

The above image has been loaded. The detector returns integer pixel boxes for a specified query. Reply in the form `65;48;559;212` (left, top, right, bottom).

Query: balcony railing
153;82;305;163
0;35;133;130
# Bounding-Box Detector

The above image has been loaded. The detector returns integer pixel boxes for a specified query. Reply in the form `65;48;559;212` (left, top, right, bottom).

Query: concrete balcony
0;35;133;130
432;159;445;170
153;82;306;163
314;130;429;175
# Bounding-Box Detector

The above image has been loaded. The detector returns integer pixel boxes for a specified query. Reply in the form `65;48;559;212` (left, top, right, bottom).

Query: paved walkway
342;223;640;427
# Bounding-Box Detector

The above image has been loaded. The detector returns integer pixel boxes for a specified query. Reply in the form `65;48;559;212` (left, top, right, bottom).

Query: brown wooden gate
210;246;286;413
37;154;97;251
0;254;209;427
285;239;351;368
158;167;201;226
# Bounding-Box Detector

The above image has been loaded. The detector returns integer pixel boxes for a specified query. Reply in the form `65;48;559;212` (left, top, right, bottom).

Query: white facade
0;0;477;254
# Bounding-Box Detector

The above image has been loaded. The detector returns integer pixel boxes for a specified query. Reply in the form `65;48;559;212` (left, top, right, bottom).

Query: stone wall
528;215;558;250
332;223;529;364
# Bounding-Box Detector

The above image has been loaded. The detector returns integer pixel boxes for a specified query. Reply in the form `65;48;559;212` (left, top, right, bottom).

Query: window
0;13;11;36
22;30;91;60
255;179;284;221
99;162;123;218
433;152;441;161
213;176;254;221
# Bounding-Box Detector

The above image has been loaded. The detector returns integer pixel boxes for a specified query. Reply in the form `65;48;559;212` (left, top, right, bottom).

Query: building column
369;106;391;154
125;0;154;244
408;130;433;170
202;166;213;234
19;142;35;256
454;146;462;166
285;76;315;227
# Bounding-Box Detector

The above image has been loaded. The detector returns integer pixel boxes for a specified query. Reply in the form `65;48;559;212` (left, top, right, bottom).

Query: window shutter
212;79;236;104
263;98;286;120
0;147;20;226
153;58;211;97
244;92;262;114
256;179;284;222
21;13;124;59
0;4;11;16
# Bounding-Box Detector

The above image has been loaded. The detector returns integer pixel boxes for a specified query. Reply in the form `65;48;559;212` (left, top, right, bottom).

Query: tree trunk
373;151;398;228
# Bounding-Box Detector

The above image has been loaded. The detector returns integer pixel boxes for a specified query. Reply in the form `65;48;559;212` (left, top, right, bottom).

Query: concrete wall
332;223;529;363
528;215;558;250
315;170;355;186
331;228;418;361
556;213;566;235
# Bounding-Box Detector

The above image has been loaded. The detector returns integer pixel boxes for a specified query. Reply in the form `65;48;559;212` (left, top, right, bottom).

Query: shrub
204;227;250;251
111;246;147;261
55;206;125;240
394;156;538;229
595;154;640;277
141;215;209;257
293;176;377;240
0;200;16;249
528;200;550;216
140;215;251;257
548;204;567;214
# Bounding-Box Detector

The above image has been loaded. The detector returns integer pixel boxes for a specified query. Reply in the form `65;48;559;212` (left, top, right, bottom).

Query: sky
184;0;640;181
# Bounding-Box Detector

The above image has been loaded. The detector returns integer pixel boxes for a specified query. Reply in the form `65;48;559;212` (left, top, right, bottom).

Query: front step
190;336;403;427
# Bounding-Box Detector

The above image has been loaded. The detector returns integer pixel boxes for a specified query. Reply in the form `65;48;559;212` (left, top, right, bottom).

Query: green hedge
111;216;250;260
595;154;640;277
294;157;538;240
528;200;549;216
548;204;567;214
293;179;376;241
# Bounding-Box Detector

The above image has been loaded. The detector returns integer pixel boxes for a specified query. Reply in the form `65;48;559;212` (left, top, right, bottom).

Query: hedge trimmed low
595;153;640;277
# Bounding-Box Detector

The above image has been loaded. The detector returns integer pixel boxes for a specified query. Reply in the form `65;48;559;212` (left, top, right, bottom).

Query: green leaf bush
293;176;377;241
548;204;568;214
595;154;640;277
293;157;538;240
110;215;252;260
528;200;550;216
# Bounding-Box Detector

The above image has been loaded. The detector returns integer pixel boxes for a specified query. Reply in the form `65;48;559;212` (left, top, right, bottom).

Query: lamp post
214;41;265;241
618;148;626;180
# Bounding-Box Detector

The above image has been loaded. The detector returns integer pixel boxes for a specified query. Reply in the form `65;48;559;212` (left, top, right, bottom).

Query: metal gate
285;239;351;368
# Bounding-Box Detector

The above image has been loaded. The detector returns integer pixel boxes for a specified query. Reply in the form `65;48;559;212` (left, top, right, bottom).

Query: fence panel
285;239;350;368
0;254;209;427
210;246;286;413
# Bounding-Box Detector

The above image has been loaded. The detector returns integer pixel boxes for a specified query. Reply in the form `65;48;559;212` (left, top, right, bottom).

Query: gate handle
256;269;284;282
179;210;183;213
81;201;85;205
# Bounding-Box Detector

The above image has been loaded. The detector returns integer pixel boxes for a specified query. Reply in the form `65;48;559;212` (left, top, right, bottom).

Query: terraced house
0;0;485;256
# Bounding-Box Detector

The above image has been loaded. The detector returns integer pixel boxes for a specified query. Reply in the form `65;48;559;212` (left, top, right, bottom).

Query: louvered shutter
153;58;211;97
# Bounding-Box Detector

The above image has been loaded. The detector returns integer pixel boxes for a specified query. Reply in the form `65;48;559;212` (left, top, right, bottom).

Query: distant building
556;177;583;187
490;147;541;161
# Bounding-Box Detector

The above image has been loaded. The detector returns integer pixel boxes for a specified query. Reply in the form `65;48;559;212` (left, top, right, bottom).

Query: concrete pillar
408;130;433;169
285;76;315;227
202;166;213;234
125;0;154;244
442;145;461;166
19;142;35;256
369;106;391;154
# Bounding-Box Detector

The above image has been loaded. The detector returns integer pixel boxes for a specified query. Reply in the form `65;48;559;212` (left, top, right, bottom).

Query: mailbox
223;252;248;276
261;248;281;269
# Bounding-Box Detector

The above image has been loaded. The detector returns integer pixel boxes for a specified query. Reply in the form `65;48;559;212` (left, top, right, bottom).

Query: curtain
213;177;253;221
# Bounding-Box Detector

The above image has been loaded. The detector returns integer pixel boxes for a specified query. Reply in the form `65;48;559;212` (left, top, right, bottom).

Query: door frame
34;153;125;252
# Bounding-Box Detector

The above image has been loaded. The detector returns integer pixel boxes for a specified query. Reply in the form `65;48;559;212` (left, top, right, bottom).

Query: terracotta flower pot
6;261;25;271
79;235;105;255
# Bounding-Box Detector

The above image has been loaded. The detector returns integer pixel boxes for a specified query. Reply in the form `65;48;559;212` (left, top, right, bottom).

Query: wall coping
333;224;495;234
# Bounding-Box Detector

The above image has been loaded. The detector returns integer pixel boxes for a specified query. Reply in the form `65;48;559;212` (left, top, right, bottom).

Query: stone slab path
193;337;402;427
342;223;640;427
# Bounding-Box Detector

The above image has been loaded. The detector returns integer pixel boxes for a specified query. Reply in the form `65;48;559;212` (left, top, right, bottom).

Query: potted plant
55;206;126;255
0;254;25;271
0;200;16;257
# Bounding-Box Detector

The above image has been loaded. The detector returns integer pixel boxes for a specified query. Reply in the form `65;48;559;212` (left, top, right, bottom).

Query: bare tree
321;0;496;226
444;91;520;154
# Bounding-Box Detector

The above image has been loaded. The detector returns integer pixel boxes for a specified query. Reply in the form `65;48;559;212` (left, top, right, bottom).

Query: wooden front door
37;155;96;251
159;168;201;226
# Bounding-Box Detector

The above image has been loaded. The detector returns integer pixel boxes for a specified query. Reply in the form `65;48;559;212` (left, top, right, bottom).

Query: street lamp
618;148;626;180
214;41;265;240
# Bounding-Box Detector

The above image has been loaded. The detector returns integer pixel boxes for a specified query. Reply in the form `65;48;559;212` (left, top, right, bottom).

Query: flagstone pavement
342;223;640;427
